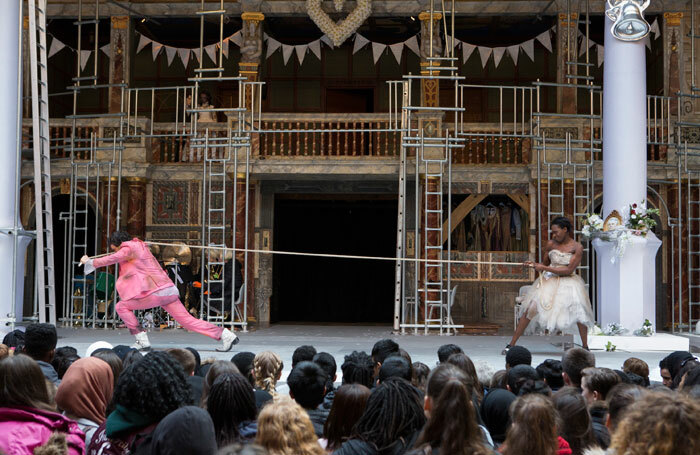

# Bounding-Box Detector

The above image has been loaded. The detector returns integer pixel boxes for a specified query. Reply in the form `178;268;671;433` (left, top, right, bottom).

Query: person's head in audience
122;349;143;370
536;359;564;391
506;364;539;396
232;352;256;386
0;353;54;412
490;370;508;390
613;369;631;384
553;387;597;455
505;346;532;369
480;388;517;446
201;360;240;407
415;364;492;455
437;343;463;364
150;406;218;455
256;396;325;455
55;357;113;425
562;347;595;388
345;378;425;452
287;361;326;411
23;323;57;363
370;338;400;377
91;349;123;387
474;359;496;392
581;367;620;404
167;348;197;376
377;355;411;383
673;360;700;390
411;361;430;393
340;351;374;388
52;348;80;380
622;357;649;386
312;352;337;393
186;347;202;375
2;329;25;351
0;344;9;360
517;379;552;397
605;383;645;432
254;351;283;395
112;351;192;429
609;391;700;455
292;345;317;369
217;443;269;455
680;365;700;392
446;352;483;399
112;345;134;361
501;394;558;455
207;373;257;447
625;372;645;387
659;351;694;388
323;383;371;452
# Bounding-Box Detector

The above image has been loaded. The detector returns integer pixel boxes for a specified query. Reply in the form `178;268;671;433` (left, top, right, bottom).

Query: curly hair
256;396;325;455
207;373;257;447
254;351;283;395
340;351;374;388
112;351;191;420
610;391;700;455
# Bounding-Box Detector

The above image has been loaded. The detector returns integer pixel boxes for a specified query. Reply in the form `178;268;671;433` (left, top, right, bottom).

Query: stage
52;324;697;384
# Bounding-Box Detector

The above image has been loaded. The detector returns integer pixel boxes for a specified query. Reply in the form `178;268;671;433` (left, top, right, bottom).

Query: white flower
582;225;591;236
630;214;637;219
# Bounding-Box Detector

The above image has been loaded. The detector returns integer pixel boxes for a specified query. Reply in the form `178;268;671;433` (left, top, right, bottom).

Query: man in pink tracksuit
80;231;238;351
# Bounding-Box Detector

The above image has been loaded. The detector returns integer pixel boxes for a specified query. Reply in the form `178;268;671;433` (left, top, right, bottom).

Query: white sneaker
131;331;151;351
217;328;239;352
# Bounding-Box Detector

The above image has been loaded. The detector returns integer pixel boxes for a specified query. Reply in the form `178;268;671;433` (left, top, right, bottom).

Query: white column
0;3;22;336
593;17;661;332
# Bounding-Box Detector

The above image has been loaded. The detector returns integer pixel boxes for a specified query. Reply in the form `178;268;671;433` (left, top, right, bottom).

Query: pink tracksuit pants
115;292;223;339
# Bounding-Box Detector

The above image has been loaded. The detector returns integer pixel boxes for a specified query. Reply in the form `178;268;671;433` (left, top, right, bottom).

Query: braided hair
254;351;283;395
341;351;374;389
350;377;425;454
112;351;191;421
207;373;258;446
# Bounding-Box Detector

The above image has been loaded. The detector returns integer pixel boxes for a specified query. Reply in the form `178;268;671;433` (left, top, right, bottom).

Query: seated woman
504;217;595;354
0;354;85;455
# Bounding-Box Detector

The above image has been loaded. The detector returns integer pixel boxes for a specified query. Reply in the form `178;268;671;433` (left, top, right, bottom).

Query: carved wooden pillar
664;13;683;114
419;12;442;108
100;177;120;249
230;172;255;322
557;12;578;114
109;16;130;114
239;12;264;107
125;177;146;239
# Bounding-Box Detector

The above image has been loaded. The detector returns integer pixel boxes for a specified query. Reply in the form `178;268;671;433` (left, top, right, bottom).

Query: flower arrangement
601;322;628;336
633;318;654;337
626;202;660;236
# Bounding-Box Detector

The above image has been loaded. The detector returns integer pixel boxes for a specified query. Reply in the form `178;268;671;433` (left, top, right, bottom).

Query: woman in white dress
502;217;595;354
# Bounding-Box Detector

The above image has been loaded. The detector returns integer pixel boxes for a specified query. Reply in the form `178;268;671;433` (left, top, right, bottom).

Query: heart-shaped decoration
307;0;372;48
333;0;345;12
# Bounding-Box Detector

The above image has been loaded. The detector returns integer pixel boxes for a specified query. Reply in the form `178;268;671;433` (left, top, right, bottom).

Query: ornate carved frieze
152;181;189;225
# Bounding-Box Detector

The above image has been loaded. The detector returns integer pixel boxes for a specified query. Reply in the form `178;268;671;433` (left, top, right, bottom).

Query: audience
6;323;700;455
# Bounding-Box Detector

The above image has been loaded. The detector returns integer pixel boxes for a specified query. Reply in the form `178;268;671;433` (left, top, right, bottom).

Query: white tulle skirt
517;273;595;335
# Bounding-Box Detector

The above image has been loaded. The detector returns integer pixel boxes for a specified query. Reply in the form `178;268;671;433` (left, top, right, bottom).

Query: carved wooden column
239;12;264;106
664;13;683;113
230;172;255;323
419;12;442;108
100;177;120;249
109;16;130;114
557;12;578;114
125;177;146;239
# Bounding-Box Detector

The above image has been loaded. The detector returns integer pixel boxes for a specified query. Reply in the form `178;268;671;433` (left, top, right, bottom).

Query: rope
129;240;530;268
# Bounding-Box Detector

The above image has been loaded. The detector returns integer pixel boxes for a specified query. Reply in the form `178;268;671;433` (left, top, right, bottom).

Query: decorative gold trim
241;12;265;22
125;177;147;183
111;16;129;30
239;62;260;68
664;12;683;26
239;70;259;75
603;210;624;231
419;12;443;21
23;16;29;30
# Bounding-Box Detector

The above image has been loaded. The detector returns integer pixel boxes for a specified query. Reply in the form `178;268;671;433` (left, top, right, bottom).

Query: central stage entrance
272;196;396;323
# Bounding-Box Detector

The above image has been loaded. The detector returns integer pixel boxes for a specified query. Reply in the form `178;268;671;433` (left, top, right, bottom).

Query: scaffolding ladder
28;0;57;324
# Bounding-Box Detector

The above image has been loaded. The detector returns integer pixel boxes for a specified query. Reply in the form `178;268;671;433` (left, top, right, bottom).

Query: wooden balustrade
453;134;530;165
23;120;99;160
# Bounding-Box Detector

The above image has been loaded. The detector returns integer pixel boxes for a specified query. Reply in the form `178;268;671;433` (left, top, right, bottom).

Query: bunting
133;30;244;68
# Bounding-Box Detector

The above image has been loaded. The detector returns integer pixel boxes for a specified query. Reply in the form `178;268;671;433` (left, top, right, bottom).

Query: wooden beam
441;194;487;245
509;194;530;214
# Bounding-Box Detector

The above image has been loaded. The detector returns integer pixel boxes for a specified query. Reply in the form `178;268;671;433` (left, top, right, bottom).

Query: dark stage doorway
272;196;396;323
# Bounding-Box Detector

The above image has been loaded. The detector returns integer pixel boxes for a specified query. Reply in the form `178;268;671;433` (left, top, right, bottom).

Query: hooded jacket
0;406;85;455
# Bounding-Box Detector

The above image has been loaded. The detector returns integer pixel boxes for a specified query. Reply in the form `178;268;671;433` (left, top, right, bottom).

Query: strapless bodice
548;249;573;267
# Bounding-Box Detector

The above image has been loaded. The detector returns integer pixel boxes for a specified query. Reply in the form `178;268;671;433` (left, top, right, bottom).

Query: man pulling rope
79;231;239;352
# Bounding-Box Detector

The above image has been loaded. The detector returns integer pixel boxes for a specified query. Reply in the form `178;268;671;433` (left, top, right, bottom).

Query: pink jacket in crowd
93;239;173;301
0;406;85;455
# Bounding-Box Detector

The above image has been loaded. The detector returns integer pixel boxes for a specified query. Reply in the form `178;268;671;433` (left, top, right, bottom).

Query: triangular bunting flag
597;44;604;67
651;18;661;39
137;34;151;53
478;46;493;68
165;46;177;66
521;39;535;62
462;42;476;63
79;50;91;72
372;42;387;64
192;48;201;65
507;44;519;66
445;35;459;50
178;48;190;68
389;42;404;64
404;36;420;56
230;31;244;47
152;43;163;61
48;37;66;58
493;47;506;67
222;39;229;59
644;35;651;50
100;43;111;59
309;40;322;60
353;34;370;54
205;44;218;64
536;30;552;52
282;44;294;65
579;35;595;57
320;35;334;48
266;37;282;59
295;44;308;65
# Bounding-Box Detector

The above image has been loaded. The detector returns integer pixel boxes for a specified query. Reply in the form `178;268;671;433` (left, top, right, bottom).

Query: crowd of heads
1;325;700;455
